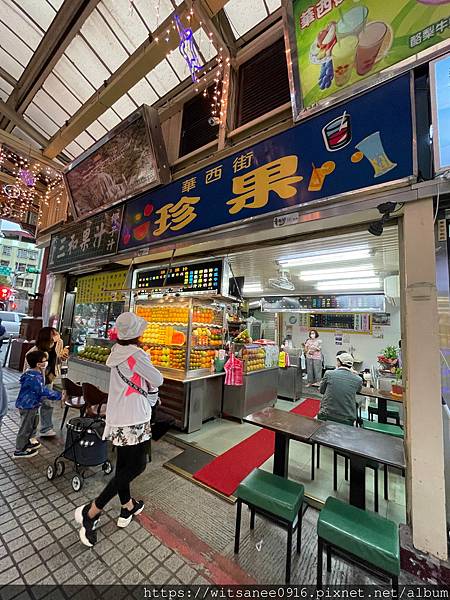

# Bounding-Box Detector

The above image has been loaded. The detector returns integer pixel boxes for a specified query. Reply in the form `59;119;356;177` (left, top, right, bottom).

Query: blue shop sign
119;74;413;252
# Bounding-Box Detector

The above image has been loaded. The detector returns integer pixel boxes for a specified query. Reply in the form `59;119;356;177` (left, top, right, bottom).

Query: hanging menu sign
76;270;128;304
135;260;223;293
48;207;123;271
261;294;385;312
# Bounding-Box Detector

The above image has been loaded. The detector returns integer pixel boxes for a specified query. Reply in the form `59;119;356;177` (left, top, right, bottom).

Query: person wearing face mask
24;327;69;438
304;329;322;387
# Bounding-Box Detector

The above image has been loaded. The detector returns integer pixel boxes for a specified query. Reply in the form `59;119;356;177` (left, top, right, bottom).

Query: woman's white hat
116;312;147;340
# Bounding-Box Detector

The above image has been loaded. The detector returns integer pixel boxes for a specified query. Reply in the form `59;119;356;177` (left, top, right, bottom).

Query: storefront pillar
401;198;448;560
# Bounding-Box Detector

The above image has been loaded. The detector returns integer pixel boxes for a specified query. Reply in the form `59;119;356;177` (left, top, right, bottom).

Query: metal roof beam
6;0;102;117
187;0;234;58
0;67;17;89
0;100;48;148
43;0;229;159
0;129;63;172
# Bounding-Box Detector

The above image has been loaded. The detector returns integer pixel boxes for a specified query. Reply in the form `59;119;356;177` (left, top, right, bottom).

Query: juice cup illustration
336;6;368;40
322;112;352;151
333;36;358;87
356;131;397;178
356;22;388;76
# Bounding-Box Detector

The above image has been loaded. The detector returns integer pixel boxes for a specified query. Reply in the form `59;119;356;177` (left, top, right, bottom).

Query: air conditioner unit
384;275;400;306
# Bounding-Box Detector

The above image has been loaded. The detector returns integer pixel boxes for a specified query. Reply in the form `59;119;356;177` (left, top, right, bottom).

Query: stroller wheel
46;465;56;481
102;460;113;475
72;475;83;492
56;461;65;477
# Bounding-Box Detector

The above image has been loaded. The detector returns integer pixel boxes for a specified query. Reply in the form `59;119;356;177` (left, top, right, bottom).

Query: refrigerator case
278;349;303;402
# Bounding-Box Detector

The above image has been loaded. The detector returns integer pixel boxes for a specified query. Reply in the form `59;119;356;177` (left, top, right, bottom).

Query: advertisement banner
291;0;450;108
120;75;413;252
48;207;123;271
431;52;450;173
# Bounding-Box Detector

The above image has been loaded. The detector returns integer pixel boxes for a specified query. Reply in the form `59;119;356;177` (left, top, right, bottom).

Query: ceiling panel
0;76;13;101
24;101;59;137
11;126;42;149
32;89;70;127
224;0;269;39
148;59;180;96
227;227;399;296
86;120;108;140
65;140;85;159
98;0;149;52
0;21;33;67
0;1;44;49
64;37;111;88
52;54;96;103
17;0;58;33
96;107;122;131
43;73;82;115
0;47;24;79
110;95;138;120
80;9;129;73
131;0;175;33
128;77;159;107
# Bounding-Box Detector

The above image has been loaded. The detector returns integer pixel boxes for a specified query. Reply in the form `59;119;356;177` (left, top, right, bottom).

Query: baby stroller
46;415;112;492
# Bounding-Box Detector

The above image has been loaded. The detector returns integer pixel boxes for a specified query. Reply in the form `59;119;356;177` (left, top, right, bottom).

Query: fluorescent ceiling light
299;264;374;277
243;285;263;293
301;270;375;281
280;249;370;267
316;278;381;291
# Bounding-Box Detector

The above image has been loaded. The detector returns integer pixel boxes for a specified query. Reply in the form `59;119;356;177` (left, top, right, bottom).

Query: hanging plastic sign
286;0;450;112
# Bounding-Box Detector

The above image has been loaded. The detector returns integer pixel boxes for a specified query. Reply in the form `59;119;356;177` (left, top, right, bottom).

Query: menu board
76;270;127;304
288;0;450;112
262;294;385;312
135;260;223;293
64;106;170;221
430;52;450;174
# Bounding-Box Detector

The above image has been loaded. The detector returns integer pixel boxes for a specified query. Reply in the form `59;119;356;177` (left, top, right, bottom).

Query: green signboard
292;0;450;108
0;267;11;276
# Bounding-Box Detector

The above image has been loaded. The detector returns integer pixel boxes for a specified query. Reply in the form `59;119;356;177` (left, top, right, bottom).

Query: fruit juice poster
119;75;413;252
432;52;450;172
292;0;450;108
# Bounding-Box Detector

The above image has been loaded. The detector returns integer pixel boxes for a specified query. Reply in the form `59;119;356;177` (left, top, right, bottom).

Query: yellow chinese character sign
227;156;303;215
154;196;200;237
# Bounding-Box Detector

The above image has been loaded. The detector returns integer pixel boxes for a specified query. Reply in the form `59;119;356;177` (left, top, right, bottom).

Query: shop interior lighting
279;249;370;267
316;278;382;291
300;269;376;281
243;284;263;293
299;264;374;277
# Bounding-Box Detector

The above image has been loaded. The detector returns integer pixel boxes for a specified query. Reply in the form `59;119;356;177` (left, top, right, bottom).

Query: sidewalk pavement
0;369;420;591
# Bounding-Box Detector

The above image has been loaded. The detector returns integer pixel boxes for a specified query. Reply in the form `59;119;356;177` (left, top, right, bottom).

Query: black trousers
95;440;150;509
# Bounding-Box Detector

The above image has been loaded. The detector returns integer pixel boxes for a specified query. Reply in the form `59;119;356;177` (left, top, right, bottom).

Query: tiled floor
170;394;407;523
0;369;418;589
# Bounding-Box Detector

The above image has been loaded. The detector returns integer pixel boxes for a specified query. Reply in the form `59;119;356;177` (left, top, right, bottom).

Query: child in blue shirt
14;350;61;458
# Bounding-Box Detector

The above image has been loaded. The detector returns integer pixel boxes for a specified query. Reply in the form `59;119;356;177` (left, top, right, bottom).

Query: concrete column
401;198;448;560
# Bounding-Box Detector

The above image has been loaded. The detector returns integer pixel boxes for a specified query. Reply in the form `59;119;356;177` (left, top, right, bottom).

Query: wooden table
358;387;403;424
244;407;323;478
311;421;405;509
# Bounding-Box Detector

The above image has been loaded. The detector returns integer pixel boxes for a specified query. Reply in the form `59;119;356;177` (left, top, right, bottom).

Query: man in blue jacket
14;350;61;458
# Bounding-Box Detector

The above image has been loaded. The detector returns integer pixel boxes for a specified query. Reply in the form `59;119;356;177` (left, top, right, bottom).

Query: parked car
0;311;27;339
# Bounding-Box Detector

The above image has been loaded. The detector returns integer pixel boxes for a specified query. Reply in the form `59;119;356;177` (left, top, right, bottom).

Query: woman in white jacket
75;312;163;547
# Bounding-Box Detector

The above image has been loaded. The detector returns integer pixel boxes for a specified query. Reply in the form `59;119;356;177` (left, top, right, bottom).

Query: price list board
135;260;223;293
298;295;385;311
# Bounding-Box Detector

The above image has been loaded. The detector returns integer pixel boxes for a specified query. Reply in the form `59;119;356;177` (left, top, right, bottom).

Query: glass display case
76;336;114;365
134;297;226;376
236;343;280;374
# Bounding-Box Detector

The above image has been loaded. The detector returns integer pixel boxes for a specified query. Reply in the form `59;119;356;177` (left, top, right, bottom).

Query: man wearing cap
318;352;362;423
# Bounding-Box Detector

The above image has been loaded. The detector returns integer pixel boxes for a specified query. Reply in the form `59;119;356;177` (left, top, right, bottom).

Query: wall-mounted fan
268;266;295;291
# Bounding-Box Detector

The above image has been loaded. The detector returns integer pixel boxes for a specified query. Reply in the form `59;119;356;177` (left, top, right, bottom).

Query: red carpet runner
193;398;321;496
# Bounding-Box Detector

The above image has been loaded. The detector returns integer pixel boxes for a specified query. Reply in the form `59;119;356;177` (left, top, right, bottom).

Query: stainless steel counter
222;367;278;421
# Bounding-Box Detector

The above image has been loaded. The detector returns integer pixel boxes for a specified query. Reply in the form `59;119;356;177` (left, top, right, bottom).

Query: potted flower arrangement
391;367;403;397
377;345;399;373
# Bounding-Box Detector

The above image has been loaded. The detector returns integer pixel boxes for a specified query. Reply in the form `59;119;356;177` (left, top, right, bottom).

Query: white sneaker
40;429;56;438
30;437;39;445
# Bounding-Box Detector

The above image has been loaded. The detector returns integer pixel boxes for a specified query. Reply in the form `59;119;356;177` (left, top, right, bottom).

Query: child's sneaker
117;499;144;528
74;503;99;547
13;448;38;458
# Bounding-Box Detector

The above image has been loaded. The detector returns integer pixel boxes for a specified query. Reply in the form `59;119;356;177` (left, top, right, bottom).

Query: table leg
273;432;289;478
378;398;388;424
349;455;366;509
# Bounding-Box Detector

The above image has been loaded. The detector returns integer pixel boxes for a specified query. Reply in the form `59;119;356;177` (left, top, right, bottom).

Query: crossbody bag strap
115;365;149;398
